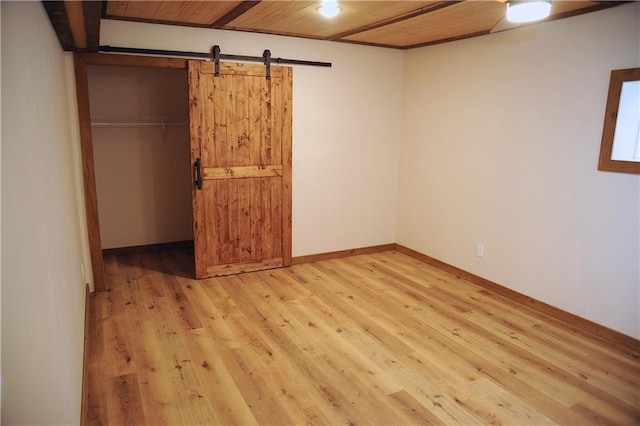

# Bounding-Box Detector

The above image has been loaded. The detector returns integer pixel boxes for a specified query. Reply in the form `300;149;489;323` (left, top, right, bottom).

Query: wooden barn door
188;61;292;278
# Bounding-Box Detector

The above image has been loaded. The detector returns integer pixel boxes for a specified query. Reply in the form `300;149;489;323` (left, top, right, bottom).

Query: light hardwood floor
86;248;640;425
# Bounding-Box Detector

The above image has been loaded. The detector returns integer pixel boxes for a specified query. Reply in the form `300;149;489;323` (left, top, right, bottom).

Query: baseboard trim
394;244;639;352
80;284;90;426
102;240;194;256
292;244;396;265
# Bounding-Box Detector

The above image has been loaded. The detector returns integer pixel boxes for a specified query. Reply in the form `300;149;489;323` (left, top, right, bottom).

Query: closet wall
88;66;193;249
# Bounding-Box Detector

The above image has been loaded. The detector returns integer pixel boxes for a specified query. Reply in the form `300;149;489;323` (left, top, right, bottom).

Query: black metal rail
98;45;332;68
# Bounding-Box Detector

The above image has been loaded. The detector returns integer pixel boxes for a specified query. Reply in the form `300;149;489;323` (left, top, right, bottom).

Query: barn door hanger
211;45;272;80
209;44;331;80
263;49;271;80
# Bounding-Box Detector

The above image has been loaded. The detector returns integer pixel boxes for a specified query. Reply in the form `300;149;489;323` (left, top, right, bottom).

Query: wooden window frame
597;67;640;174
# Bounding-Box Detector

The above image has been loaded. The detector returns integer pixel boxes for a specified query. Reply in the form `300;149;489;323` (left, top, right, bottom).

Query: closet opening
86;64;194;278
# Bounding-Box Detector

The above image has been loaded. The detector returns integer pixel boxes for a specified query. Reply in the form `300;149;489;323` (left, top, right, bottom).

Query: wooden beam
42;1;75;51
78;53;188;69
64;1;87;49
211;1;261;28
73;54;107;292
83;1;102;52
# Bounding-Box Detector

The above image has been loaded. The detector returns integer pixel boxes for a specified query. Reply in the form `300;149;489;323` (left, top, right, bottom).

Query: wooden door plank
281;67;293;266
271;177;283;259
270;74;282;166
238;178;252;262
225;75;237;167
204;184;219;274
261;78;273;166
212;74;226;167
247;76;259;168
215;179;230;265
203;164;282;179
228;178;241;264
200;61;283;78
188;60;206;278
250;178;262;261
260;177;273;258
235;74;250;166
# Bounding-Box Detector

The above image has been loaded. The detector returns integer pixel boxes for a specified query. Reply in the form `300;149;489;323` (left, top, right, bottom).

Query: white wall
398;4;640;338
89;66;193;249
1;2;86;424
99;19;404;257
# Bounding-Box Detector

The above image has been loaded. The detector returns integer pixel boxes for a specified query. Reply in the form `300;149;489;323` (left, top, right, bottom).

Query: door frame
74;53;190;292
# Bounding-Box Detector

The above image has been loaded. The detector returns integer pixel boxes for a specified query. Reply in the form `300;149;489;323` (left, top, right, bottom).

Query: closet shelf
90;115;187;127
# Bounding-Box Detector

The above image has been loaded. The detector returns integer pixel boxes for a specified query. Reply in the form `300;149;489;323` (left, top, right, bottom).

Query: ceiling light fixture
317;0;342;18
506;0;552;23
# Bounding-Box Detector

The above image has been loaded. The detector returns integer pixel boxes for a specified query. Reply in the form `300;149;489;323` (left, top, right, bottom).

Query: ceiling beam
43;1;76;51
212;1;261;29
83;1;102;52
64;1;87;49
42;1;101;52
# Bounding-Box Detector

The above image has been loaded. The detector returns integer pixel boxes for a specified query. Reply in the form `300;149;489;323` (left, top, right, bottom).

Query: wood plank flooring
85;248;640;425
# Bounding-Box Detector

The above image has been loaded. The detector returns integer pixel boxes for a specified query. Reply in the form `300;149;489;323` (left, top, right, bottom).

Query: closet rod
99;45;332;68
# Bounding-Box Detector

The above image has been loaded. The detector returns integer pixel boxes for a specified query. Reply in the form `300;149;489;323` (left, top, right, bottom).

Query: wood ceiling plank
329;1;460;40
212;1;261;28
343;1;505;47
83;1;102;52
152;1;194;22
118;1;162;19
184;1;243;26
43;0;75;51
98;0;625;50
64;0;87;49
106;0;128;17
225;1;436;39
343;1;602;48
172;2;208;22
105;1;242;27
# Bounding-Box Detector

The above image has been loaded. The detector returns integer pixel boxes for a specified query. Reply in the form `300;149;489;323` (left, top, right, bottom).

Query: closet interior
87;65;193;254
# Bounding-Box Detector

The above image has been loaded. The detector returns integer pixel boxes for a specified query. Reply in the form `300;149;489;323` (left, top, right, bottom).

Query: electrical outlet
476;244;485;258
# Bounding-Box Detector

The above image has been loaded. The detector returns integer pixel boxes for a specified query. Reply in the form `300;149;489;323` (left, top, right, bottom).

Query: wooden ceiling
45;1;624;52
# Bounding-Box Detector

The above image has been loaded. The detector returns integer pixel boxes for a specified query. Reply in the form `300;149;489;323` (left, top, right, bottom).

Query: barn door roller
263;49;271;80
99;45;331;78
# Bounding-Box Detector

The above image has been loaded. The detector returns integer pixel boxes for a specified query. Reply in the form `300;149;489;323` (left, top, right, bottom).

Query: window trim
598;67;640;174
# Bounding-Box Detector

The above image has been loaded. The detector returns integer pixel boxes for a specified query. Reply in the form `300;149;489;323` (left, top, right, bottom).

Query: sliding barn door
188;61;292;278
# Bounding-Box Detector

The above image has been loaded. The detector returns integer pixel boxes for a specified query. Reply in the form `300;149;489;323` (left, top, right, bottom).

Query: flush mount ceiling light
506;0;552;23
317;0;342;18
